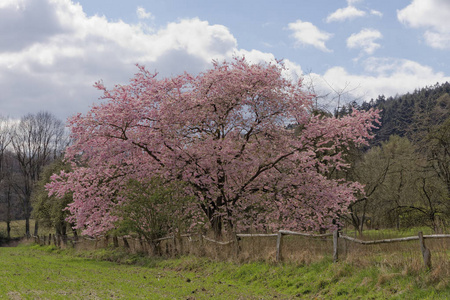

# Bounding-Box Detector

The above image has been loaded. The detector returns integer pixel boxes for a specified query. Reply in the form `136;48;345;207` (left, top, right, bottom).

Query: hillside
357;82;450;146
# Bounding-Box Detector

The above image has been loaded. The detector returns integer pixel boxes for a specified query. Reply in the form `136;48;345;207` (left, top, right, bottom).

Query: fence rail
340;234;450;245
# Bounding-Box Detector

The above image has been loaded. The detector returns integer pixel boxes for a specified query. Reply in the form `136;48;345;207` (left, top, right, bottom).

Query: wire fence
33;229;450;271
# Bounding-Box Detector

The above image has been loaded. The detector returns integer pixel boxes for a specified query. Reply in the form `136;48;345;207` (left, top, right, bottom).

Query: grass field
0;243;448;299
0;220;54;238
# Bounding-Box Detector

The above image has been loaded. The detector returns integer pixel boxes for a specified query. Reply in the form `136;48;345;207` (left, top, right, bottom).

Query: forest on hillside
337;82;450;234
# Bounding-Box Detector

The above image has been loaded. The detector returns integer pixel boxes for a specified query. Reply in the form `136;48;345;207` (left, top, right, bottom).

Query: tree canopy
47;58;379;237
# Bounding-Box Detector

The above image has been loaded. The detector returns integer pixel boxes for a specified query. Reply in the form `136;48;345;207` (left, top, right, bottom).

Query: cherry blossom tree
47;58;379;237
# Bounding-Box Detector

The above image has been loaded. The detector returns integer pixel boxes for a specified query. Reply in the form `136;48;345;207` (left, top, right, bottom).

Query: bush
113;177;197;250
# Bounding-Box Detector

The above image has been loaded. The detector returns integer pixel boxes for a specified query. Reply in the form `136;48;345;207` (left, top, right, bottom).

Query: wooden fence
34;230;450;270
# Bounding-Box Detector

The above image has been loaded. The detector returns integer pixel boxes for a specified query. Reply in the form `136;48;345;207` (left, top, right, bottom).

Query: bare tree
0;152;21;239
0;116;12;238
0;115;11;179
302;71;364;116
302;71;331;113
10;112;68;237
348;154;392;235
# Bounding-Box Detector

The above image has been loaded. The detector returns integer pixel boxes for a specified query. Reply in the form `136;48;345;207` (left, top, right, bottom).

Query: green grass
0;244;448;299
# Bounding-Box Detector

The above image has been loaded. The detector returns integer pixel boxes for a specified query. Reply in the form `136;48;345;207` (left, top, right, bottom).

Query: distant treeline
337;82;450;146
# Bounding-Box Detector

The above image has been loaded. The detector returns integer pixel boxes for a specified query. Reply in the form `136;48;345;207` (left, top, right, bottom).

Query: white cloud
301;57;450;112
137;6;152;20
0;0;65;52
423;31;450;49
398;0;450;49
287;20;333;52
347;28;382;55
370;9;383;17
347;0;362;5
326;6;366;23
327;1;383;23
0;0;240;120
0;0;25;9
320;58;450;104
236;49;303;82
0;0;307;121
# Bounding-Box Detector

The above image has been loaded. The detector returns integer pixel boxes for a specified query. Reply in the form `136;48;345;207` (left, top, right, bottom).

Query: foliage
47;58;379;237
425;117;450;198
31;159;74;236
113;178;197;242
353;135;449;231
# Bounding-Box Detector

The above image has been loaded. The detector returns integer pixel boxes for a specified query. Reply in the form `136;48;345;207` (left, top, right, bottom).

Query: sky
1;0;450;121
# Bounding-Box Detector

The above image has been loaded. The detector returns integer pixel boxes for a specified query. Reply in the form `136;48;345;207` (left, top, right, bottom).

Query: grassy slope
0;244;448;299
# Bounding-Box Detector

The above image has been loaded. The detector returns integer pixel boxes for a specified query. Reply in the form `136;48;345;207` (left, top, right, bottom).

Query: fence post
199;233;205;256
172;235;177;257
276;231;283;263
333;230;339;263
177;232;183;255
233;233;240;258
418;232;432;269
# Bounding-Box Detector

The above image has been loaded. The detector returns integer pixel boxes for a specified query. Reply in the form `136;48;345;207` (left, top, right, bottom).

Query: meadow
0;220;55;239
0;241;449;299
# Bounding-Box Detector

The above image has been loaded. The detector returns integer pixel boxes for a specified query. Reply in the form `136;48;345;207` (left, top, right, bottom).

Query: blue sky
1;0;450;120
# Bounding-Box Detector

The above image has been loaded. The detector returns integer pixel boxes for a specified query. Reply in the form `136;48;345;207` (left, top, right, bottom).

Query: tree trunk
359;198;370;236
62;222;67;236
210;215;223;238
6;189;11;239
150;241;161;256
6;221;11;239
56;220;67;237
429;213;438;233
201;201;223;238
72;228;78;241
34;219;39;237
25;217;30;237
349;208;361;236
113;236;119;248
359;214;365;237
122;237;130;248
